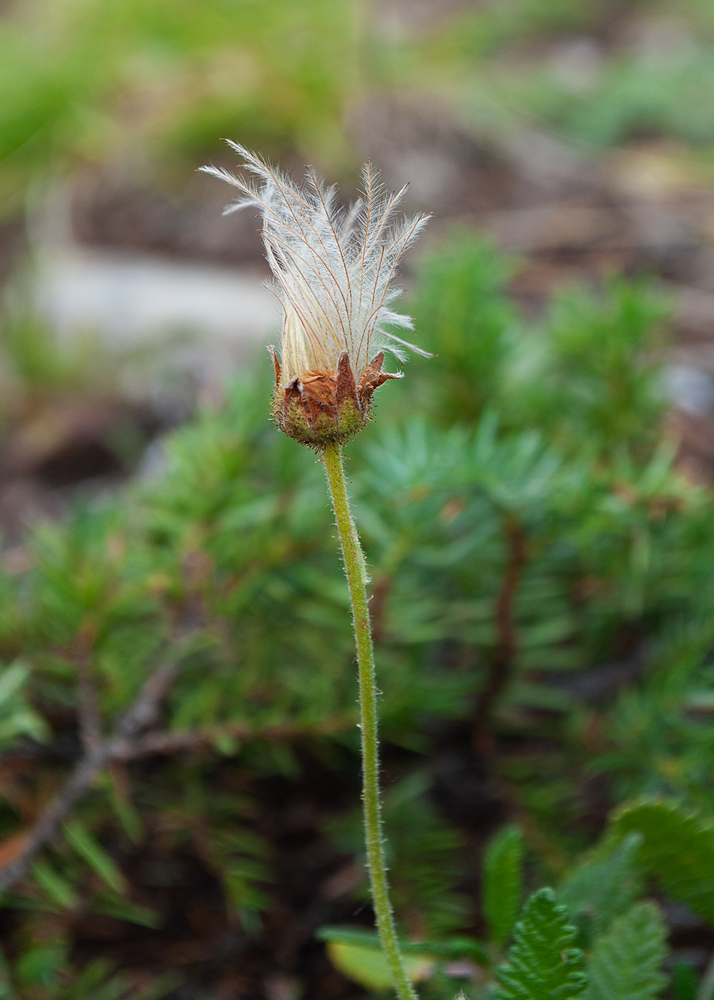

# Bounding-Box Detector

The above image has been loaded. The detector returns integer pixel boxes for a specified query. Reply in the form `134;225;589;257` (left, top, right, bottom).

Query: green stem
323;443;418;1000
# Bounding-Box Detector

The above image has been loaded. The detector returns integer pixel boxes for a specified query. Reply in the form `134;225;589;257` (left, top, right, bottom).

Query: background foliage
0;230;712;996
3;0;714;995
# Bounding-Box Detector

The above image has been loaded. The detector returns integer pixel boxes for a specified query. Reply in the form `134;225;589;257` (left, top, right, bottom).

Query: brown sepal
335;350;358;404
268;345;281;388
359;352;403;406
270;351;400;449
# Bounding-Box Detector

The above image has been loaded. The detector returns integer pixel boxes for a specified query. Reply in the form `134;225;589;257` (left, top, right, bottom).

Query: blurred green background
2;2;714;998
3;0;714;439
3;0;714;409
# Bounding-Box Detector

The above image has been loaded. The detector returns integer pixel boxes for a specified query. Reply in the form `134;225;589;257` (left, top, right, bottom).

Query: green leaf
612;800;714;926
15;939;67;990
325;940;434;993
63;819;126;895
483;824;524;947
495;888;587;1000
671;961;697;1000
583;902;667;1000
0;662;49;748
92;892;160;928
318;926;488;964
557;832;643;935
31;859;78;910
64;958;124;1000
105;772;143;844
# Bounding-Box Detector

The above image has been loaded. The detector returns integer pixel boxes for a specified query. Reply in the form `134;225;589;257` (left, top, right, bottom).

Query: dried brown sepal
270;349;401;449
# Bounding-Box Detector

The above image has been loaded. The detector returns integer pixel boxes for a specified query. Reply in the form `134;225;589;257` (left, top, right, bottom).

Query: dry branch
0;657;181;891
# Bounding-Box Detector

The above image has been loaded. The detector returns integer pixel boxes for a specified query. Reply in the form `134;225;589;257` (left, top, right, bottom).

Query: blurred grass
3;0;714;226
0;0;714;215
470;39;714;152
415;0;714;157
3;0;714;432
0;0;370;217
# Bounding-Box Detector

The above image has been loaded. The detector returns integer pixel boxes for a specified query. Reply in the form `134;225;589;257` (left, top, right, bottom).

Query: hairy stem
323;443;417;1000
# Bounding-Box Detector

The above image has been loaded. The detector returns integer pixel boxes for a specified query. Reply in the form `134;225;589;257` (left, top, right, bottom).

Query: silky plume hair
201;143;430;447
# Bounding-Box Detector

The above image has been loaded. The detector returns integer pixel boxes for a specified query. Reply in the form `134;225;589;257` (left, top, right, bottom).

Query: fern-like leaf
483;825;524;947
557;832;643;935
495;888;587;1000
584;901;667;1000
613;800;714;926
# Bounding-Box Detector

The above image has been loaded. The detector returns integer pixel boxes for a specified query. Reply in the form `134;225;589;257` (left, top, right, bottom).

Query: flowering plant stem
323;443;418;1000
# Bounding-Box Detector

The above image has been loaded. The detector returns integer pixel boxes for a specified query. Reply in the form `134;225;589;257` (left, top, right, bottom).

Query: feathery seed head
200;142;430;447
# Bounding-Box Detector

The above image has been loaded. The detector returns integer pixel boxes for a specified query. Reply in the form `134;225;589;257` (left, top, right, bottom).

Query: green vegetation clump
0;231;713;995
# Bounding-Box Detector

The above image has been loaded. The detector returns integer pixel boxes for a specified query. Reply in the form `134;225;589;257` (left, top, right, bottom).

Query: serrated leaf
483;824;524;947
495;888;587;1000
583;902;667;1000
557;832;643;935
326;940;434;993
612;800;714;926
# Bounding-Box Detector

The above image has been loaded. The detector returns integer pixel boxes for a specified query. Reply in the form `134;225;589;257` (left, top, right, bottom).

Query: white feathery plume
200;142;431;386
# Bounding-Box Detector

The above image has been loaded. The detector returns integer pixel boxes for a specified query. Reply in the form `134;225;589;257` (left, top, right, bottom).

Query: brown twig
471;516;527;757
111;715;353;760
0;656;182;891
76;656;102;756
69;622;102;755
0;643;354;892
